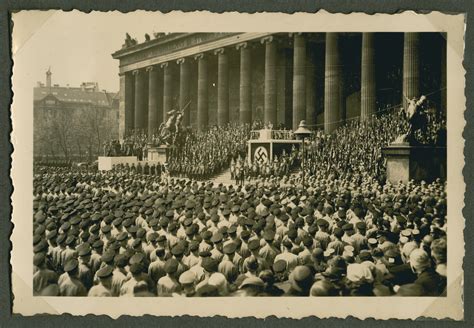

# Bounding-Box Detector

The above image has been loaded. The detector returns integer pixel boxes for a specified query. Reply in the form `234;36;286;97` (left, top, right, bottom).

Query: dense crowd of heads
33;162;447;297
33;108;448;297
167;123;250;179
104;130;149;160
101;107;446;184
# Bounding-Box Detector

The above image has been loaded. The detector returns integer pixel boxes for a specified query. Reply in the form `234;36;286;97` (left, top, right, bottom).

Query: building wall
115;32;447;133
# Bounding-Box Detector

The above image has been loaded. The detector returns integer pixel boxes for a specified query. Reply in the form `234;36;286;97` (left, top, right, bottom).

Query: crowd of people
33;162;447;297
32;107;448;297
103;130;149;161
288;109;446;184
230;150;298;186
167;123;250;179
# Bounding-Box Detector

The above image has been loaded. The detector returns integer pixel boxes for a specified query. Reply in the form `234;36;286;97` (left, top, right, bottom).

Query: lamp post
294;120;312;188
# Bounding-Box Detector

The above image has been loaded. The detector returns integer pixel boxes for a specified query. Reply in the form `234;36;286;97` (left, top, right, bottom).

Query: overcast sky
13;10;172;94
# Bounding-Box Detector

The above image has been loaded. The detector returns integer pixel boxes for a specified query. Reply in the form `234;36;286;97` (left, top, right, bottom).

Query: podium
147;145;169;163
247;129;301;164
382;142;447;184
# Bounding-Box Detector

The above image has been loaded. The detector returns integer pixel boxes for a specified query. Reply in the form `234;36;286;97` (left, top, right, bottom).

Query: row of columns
120;32;422;138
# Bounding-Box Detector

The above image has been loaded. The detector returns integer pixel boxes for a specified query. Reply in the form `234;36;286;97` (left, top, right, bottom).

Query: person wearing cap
148;248;167;285
345;263;375;296
310;248;327;274
198;230;213;254
258;269;285;296
33;253;59;296
430;237;447;278
90;240;104;275
274;239;298;273
170;243;189;277
52;234;67;272
207;267;231;296
309;279;338;296
341;223;356;249
115;231;129;255
176;270;197;297
111;254;129;297
188;250;209;282
60;236;77;271
408;248;445;296
183;240;201;268
352;221;368;253
58;259;87;296
121;262;153;296
222;241;242;268
218;242;240;284
315;219;331;250
242;239;269;274
46;231;61;270
88;265;113;297
77;244;93;290
258;230;279;266
285;265;314;296
126;226;140;248
157;258;182;296
385;247;417;287
166;221;180;250
218;208;232;229
142;231;157;259
111;217;124;239
327;227;345;255
255;198;268;216
231;276;265;297
196;257;229;295
210;232;224;263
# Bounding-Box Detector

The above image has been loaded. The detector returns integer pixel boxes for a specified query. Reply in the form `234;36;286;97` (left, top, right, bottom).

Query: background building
33;69;119;163
112;32;446;139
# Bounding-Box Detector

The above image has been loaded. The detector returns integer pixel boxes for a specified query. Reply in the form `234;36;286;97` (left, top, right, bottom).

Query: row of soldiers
104;131;148;160
33;165;447;297
112;162;166;177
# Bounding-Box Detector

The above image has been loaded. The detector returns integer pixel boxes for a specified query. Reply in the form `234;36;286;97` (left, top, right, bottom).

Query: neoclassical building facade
112;32;446;139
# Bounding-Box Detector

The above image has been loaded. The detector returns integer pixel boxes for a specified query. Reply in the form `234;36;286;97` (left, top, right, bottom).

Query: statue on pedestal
122;33;138;49
158;100;190;146
395;95;427;144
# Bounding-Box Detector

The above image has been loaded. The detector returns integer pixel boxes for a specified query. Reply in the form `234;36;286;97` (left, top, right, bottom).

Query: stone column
177;58;191;126
195;54;208;131
147;66;160;138
237;42;252;125
119;72;135;139
361;32;376;121
324;32;342;134
293;33;306;130
262;36;277;126
440;35;447;116
306;49;316;126
403;32;420;111
162;62;173;123
133;69;147;132
215;48;229;126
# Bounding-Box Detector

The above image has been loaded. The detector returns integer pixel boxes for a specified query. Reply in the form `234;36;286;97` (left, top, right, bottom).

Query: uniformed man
33;253;59;296
88;265;113;297
157;258;182;296
58;259;87;296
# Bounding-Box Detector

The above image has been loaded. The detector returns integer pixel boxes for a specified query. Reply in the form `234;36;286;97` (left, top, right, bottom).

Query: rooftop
34;86;118;107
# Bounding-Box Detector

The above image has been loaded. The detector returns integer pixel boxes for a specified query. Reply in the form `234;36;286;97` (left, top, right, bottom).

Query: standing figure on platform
396;95;427;143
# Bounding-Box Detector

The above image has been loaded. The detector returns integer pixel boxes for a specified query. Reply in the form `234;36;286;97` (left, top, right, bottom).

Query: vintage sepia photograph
10;10;465;319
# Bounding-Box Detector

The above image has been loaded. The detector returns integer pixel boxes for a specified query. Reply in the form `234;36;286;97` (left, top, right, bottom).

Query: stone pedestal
382;142;447;184
148;145;169;163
